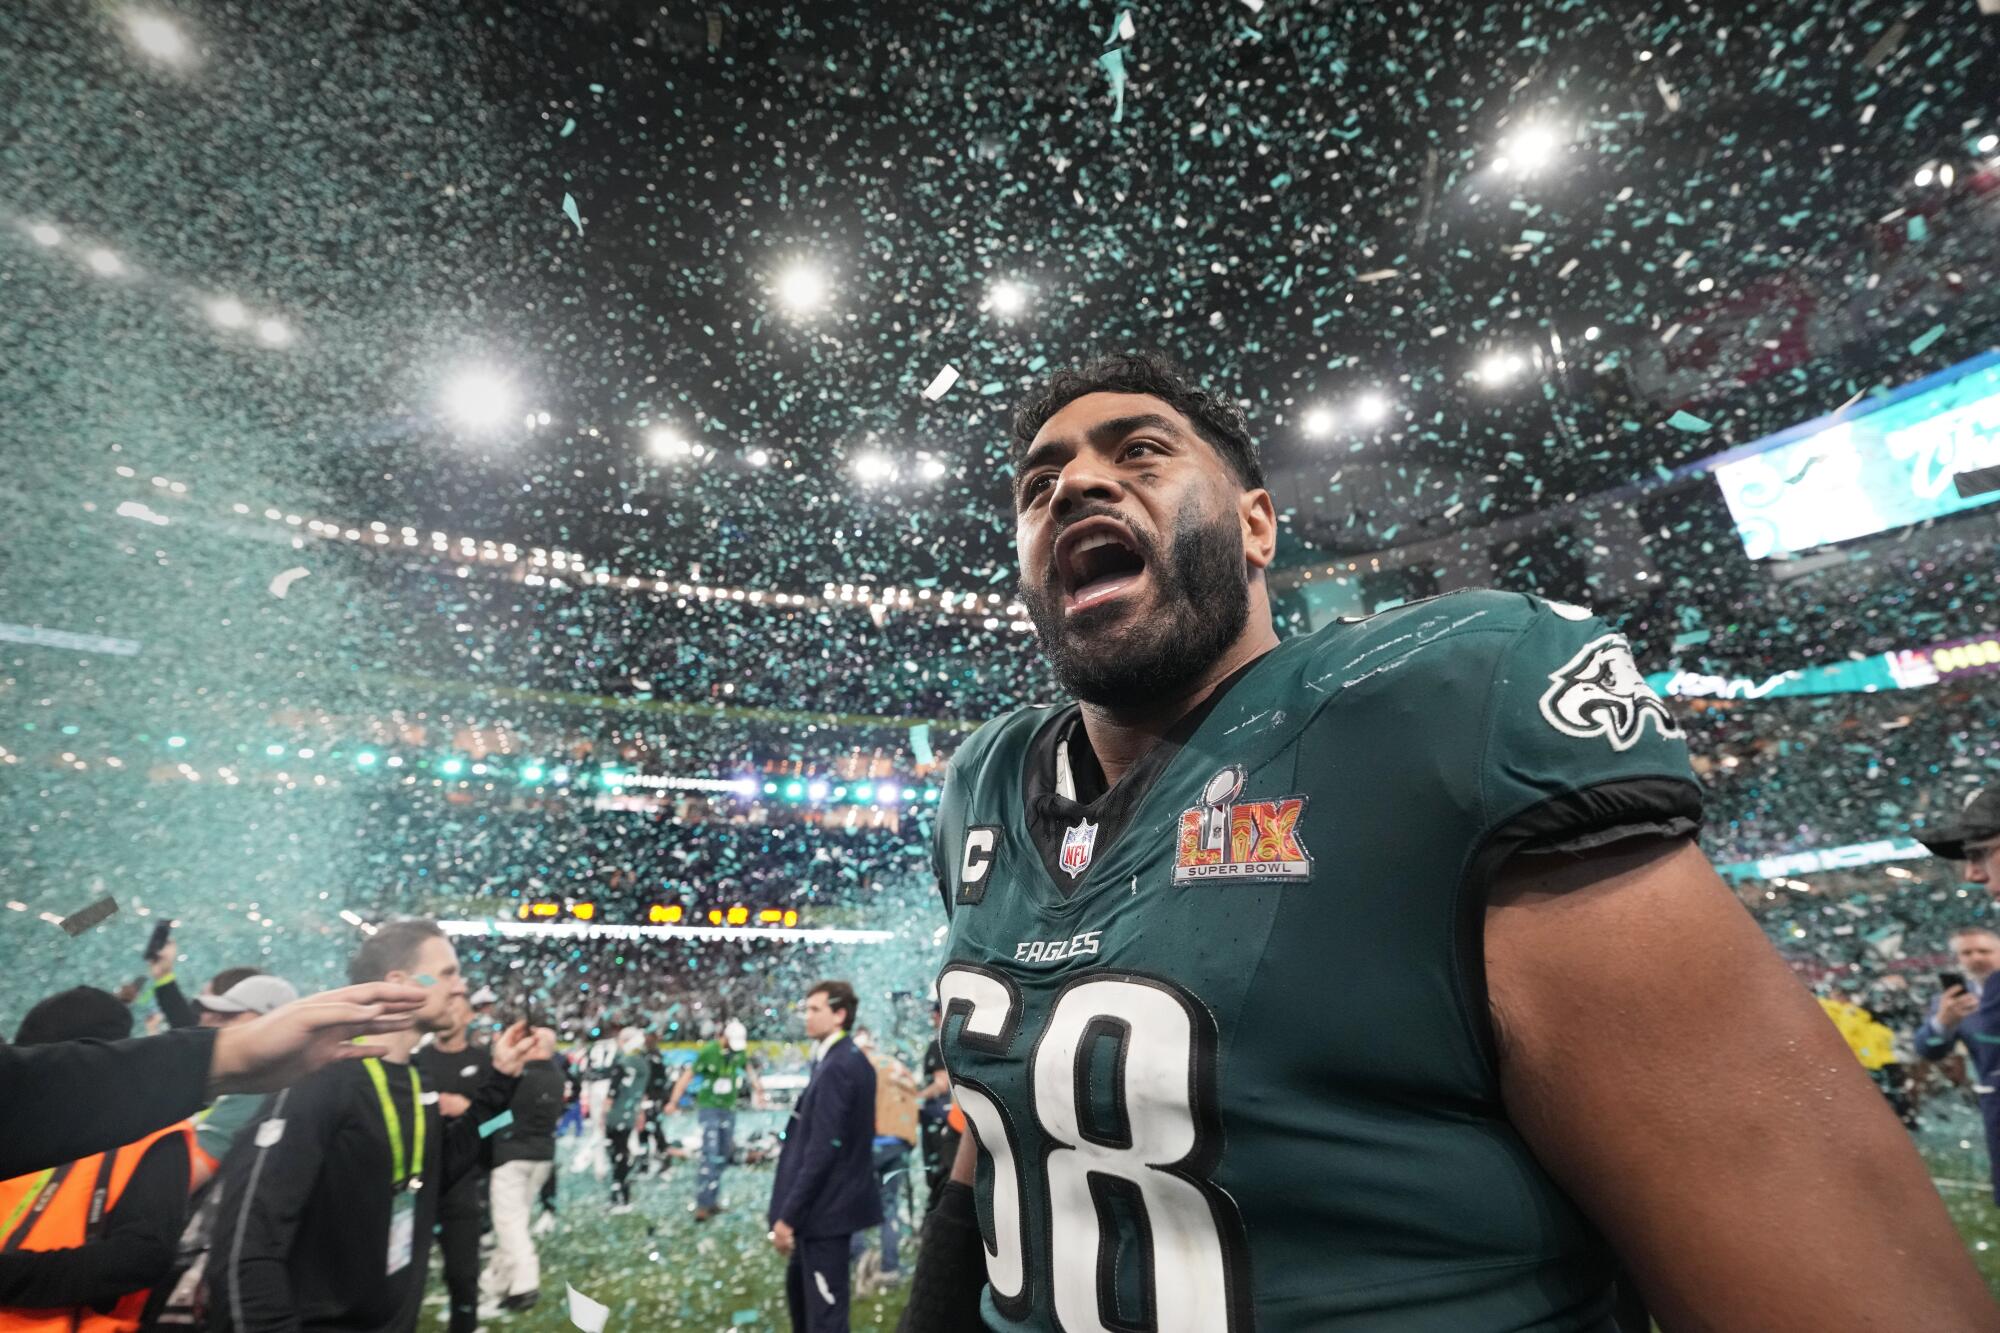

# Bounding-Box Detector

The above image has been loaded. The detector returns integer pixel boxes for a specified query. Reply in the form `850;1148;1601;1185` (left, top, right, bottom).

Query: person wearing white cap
667;1017;765;1221
188;975;303;1187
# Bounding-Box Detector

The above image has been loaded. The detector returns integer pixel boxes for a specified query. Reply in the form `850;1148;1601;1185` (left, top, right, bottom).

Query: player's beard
1021;497;1251;709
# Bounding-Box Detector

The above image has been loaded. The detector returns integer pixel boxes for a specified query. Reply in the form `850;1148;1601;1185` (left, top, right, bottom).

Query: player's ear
1239;487;1277;571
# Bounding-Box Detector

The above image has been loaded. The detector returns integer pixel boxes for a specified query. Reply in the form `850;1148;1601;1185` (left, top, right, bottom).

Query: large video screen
1709;350;2000;558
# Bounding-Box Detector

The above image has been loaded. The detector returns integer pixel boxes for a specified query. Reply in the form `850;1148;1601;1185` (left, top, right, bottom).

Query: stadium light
854;453;895;483
919;457;948;481
442;369;518;432
1914;165;1935;187
519;762;545;783
28;223;60;247
1979;133;1999;154
775;262;828;315
1301;406;1336;438
853;783;874;801
1583;325;1602;341
745;447;771;467
85;248;125;277
1474;350;1527;388
988;279;1030;317
647;427;691;460
255;317;293;348
807;780;829;800
205;296;248;329
1490;124;1561;177
355;751;377;767
1353;391;1391;425
439;757;464;776
784;781;805;800
122;10;193;66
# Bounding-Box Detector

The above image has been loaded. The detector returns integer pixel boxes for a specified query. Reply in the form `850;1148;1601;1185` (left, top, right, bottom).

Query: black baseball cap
1917;787;2000;862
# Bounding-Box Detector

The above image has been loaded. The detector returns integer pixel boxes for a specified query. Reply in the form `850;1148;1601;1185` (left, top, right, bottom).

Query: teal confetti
477;1109;515;1139
909;723;933;766
1908;324;1945;356
560;118;576;137
561;192;584;235
1666;410;1712;432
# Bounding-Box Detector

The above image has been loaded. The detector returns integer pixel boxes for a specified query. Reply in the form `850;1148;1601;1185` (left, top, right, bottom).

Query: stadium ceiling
5;0;1997;591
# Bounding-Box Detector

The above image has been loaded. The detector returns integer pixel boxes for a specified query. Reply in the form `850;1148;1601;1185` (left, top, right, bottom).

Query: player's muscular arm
1486;837;1999;1332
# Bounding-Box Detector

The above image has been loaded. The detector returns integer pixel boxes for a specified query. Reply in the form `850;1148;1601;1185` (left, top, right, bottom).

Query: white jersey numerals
937;965;1247;1331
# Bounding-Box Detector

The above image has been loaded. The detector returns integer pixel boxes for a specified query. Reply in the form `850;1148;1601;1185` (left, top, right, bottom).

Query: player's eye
1122;439;1163;459
1021;473;1056;502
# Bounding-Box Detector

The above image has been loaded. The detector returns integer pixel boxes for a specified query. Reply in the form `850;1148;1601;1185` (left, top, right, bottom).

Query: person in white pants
481;1028;565;1313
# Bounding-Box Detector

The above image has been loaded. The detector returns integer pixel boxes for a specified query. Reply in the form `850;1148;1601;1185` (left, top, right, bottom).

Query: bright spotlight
1301;406;1336;438
745;448;771;467
123;10;193;65
1354;391;1391;424
441;369;518;431
988;279;1029;316
1914;166;1934;187
854;453;895;482
775;262;828;314
1475;351;1525;387
919;457;947;480
1939;164;1956;188
647;427;691;459
1583;325;1601;341
1979;133;1999;154
254;317;293;347
205;296;248;329
1494;125;1559;174
85;248;125;277
29;223;60;247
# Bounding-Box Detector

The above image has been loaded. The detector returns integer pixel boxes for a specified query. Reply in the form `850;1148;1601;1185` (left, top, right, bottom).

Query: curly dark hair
1009;350;1264;491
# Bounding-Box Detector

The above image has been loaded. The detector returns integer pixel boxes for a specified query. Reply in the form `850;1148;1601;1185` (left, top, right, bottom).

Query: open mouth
1054;519;1149;614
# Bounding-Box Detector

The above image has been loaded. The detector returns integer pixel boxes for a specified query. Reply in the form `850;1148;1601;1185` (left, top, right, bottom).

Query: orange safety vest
0;1121;196;1333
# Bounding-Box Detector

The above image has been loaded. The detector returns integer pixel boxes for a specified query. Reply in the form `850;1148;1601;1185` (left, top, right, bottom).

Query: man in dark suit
768;979;882;1332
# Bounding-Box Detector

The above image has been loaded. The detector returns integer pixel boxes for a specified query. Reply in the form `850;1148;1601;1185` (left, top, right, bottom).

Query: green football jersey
691;1040;752;1110
930;590;1701;1333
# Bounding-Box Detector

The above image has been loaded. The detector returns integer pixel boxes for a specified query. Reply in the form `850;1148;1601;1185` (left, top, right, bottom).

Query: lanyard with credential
363;1058;426;1191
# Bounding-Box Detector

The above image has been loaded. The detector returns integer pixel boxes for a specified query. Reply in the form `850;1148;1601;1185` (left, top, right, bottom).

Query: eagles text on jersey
929;589;1700;1333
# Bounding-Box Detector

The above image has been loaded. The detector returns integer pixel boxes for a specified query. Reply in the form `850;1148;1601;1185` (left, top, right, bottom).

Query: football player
898;352;1998;1331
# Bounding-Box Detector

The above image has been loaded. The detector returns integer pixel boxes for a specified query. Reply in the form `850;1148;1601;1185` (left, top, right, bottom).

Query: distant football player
899;352;1998;1331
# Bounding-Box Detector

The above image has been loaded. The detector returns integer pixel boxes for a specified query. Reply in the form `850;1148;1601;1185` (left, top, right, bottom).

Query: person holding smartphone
1912;788;2000;1204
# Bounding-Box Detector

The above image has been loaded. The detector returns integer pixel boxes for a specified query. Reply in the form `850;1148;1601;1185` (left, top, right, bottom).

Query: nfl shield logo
1059;820;1098;879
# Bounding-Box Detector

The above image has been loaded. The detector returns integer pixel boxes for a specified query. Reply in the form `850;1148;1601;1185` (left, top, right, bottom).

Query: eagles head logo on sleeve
1539;633;1684;752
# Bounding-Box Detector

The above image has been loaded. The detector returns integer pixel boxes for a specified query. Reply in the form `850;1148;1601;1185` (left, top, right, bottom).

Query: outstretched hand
207;982;428;1095
489;1019;535;1077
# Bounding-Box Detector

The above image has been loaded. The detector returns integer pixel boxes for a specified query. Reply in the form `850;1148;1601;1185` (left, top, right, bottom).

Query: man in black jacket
413;995;493;1333
767;980;881;1333
208;920;533;1333
480;1027;564;1314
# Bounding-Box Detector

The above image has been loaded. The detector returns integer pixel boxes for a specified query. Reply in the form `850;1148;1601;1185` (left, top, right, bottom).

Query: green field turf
444;1111;2000;1331
429;1149;913;1332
